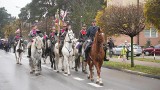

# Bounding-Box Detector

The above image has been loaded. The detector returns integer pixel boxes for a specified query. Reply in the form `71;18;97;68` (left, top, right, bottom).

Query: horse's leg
61;57;64;71
63;56;68;74
99;61;103;86
55;55;59;72
50;53;53;68
35;59;40;76
95;61;100;84
87;60;94;82
19;53;22;65
29;58;34;74
67;56;71;75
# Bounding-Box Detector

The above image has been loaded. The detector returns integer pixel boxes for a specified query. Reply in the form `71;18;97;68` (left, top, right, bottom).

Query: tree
96;5;145;67
144;0;160;30
0;7;14;38
67;0;103;37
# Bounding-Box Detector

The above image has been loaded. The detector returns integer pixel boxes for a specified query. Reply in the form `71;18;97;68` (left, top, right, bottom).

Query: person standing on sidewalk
124;40;130;60
107;38;114;58
121;46;127;62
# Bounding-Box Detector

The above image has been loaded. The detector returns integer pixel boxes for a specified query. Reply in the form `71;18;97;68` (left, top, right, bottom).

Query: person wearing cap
84;19;98;61
49;26;58;44
13;29;21;53
59;22;68;56
27;24;42;58
78;24;87;54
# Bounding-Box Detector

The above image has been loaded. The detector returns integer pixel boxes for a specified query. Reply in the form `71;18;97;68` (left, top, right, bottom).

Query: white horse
54;30;75;75
62;30;75;75
15;39;24;65
29;36;44;76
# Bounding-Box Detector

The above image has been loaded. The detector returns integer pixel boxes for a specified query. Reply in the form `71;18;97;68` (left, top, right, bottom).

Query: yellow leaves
123;24;128;28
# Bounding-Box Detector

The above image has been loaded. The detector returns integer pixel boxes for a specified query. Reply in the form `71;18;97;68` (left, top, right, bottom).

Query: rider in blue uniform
84;19;98;61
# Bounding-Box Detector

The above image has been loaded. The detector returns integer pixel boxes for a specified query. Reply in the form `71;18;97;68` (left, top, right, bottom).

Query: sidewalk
109;57;160;68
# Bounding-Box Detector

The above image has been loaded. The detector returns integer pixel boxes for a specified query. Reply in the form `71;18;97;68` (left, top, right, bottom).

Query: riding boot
78;45;82;55
27;47;31;58
13;46;16;53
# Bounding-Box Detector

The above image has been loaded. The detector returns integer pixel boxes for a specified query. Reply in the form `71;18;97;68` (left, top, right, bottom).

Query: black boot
13;46;16;53
27;47;31;58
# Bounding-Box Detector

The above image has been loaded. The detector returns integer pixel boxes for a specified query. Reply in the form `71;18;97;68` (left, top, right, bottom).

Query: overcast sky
0;0;31;17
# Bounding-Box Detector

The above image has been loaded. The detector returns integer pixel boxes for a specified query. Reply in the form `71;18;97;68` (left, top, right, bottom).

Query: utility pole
137;0;140;45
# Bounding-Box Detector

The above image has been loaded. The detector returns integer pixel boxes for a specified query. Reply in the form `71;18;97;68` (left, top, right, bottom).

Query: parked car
143;44;160;56
113;43;142;56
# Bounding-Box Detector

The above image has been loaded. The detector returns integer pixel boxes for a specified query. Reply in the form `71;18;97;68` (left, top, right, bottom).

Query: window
144;28;158;38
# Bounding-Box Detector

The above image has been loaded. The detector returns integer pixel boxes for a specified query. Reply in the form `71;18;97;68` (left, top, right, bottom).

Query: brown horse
87;28;105;86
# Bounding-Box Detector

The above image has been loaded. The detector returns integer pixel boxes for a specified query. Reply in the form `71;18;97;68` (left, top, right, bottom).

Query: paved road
0;50;160;90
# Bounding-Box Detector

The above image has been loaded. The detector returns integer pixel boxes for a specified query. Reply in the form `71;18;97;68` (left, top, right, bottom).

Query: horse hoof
96;81;99;84
62;69;64;71
68;74;71;76
100;83;104;86
19;63;22;65
35;73;40;76
75;69;78;72
16;63;19;64
84;71;88;74
57;71;59;73
91;79;94;82
51;66;53;68
87;75;90;79
30;71;34;74
54;68;56;70
64;72;67;74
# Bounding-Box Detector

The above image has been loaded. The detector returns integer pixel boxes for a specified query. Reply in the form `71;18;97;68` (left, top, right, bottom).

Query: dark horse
87;28;105;86
43;37;57;70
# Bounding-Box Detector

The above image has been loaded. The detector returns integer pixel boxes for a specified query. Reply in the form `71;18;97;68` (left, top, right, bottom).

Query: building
107;0;160;46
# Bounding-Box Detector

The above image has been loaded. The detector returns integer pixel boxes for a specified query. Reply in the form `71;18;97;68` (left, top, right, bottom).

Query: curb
104;66;160;80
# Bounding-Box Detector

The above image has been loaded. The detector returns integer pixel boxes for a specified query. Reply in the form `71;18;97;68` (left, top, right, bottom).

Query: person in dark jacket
78;24;87;54
84;19;98;61
107;38;114;58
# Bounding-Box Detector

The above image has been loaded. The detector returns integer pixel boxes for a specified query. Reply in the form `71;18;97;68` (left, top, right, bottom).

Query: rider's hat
82;24;86;27
92;19;96;22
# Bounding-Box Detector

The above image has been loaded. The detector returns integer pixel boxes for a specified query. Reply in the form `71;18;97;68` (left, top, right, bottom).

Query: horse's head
95;27;105;45
47;39;51;48
34;36;43;54
65;30;75;43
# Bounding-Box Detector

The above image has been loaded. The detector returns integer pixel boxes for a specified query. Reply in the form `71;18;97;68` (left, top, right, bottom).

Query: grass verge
134;57;160;63
103;61;160;76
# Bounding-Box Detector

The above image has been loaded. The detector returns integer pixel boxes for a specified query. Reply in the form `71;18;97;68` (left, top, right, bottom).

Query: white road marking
73;77;84;81
87;83;103;87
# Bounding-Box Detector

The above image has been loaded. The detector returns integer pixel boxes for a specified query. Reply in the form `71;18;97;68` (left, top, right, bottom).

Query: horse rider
13;29;21;53
49;26;58;44
78;24;87;55
84;19;98;61
27;24;43;58
84;19;107;61
59;22;68;56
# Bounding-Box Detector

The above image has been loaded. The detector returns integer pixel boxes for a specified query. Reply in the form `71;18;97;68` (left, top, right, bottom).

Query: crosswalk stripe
73;77;84;81
87;83;103;87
